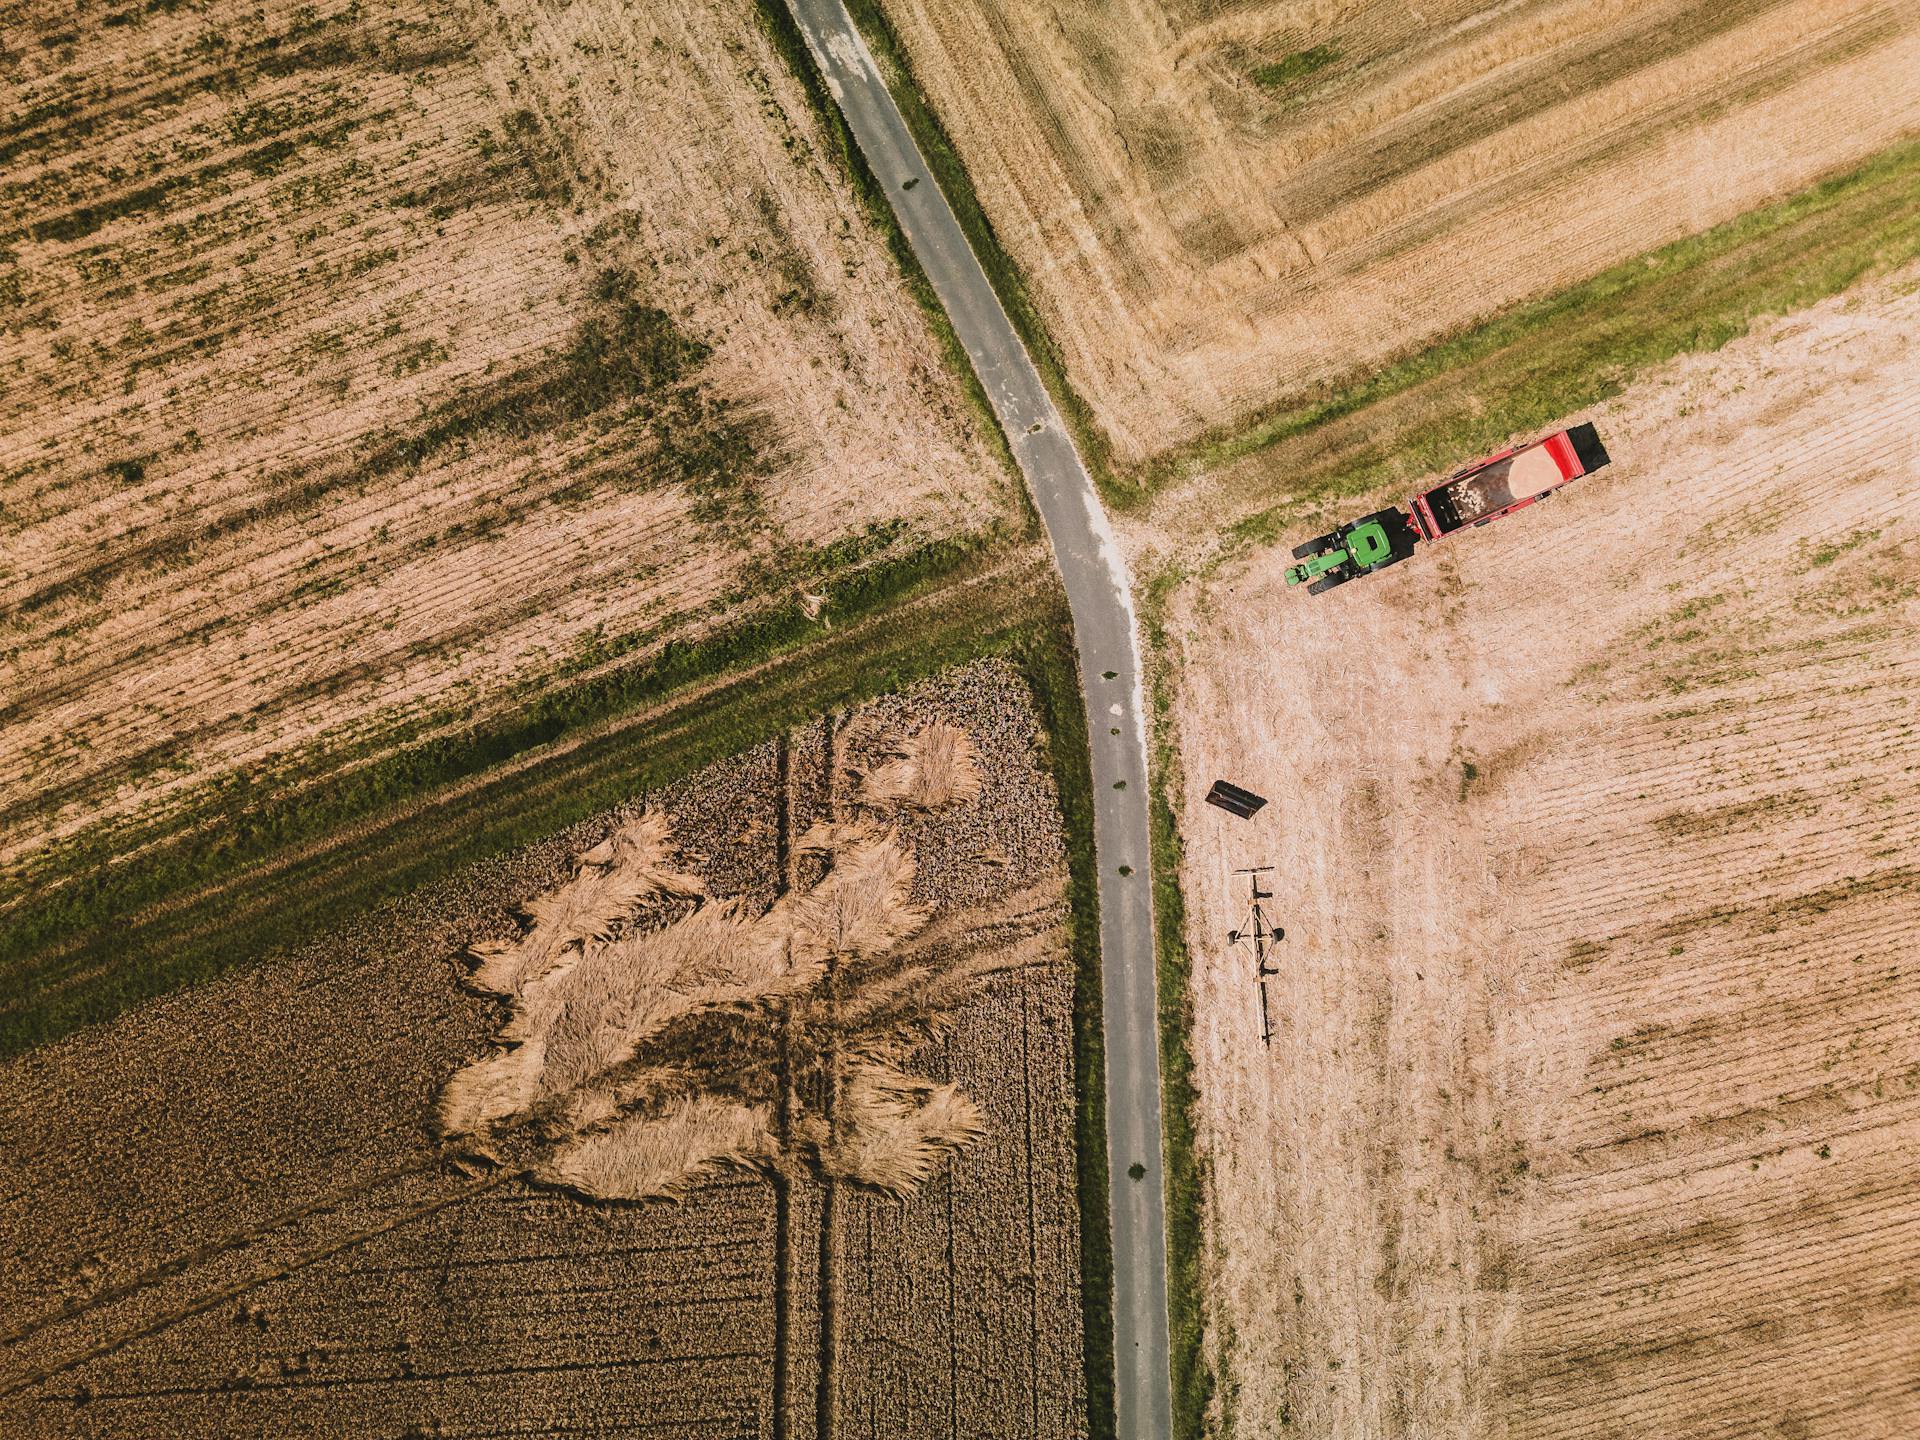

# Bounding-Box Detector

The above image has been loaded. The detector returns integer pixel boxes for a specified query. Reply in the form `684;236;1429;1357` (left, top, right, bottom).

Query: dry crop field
0;659;1087;1439
872;0;1920;463
0;0;1010;894
1165;267;1920;1436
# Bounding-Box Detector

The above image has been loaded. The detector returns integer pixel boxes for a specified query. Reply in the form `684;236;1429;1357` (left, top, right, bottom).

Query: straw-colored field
0;661;1087;1439
874;0;1920;462
1165;268;1920;1435
0;0;1009;889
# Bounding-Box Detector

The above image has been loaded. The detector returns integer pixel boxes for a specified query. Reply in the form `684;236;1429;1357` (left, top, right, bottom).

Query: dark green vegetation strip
1014;610;1119;1440
1251;45;1341;91
0;541;1008;1057
1159;136;1920;528
1142;596;1212;1440
821;0;1126;505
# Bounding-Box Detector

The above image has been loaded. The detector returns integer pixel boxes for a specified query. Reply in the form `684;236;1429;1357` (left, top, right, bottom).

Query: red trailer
1407;422;1610;542
1285;422;1611;593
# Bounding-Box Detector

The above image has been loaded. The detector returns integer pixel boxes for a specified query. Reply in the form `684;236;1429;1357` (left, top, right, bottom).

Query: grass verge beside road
822;0;1128;507
1143;588;1213;1440
1155;136;1920;541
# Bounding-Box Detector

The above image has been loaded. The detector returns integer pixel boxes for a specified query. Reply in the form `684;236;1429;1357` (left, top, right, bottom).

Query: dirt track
1166;266;1920;1436
873;0;1920;461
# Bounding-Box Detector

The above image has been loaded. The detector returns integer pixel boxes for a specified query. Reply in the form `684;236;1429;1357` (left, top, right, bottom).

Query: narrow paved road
783;5;1174;1437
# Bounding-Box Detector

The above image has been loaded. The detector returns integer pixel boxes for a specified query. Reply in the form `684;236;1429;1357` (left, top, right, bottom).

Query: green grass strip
1250;46;1340;92
1153;136;1920;516
1142;588;1212;1440
0;541;1013;1056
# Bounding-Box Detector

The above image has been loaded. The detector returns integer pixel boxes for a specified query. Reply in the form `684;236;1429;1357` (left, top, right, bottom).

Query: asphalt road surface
783;4;1174;1436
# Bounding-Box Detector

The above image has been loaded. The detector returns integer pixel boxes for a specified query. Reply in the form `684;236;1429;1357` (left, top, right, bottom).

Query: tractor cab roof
1339;508;1419;572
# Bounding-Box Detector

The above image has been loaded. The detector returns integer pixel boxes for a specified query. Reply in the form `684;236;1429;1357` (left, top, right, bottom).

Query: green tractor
1282;508;1421;594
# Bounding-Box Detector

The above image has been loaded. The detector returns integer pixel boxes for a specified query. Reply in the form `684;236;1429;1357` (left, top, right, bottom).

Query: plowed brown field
874;0;1920;462
1165;268;1920;1435
0;0;1009;884
0;660;1085;1438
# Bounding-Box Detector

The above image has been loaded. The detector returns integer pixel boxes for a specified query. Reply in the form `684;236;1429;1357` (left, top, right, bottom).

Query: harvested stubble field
0;659;1088;1439
0;0;1010;895
1165;267;1920;1436
870;0;1920;464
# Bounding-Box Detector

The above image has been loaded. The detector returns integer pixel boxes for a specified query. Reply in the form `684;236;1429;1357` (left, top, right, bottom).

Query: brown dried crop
0;659;1086;1439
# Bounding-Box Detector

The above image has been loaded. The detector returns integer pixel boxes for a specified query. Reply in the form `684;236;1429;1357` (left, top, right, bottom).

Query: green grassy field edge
0;541;1019;1050
1142;581;1213;1440
1149;136;1920;510
819;0;1129;508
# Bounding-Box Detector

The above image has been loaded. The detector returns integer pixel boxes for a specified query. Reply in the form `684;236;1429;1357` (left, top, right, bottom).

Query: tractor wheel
1306;572;1350;596
1291;535;1329;559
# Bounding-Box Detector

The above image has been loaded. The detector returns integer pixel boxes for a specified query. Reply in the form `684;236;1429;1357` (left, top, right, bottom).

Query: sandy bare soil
0;0;1010;882
874;0;1920;462
0;659;1085;1438
1166;268;1920;1436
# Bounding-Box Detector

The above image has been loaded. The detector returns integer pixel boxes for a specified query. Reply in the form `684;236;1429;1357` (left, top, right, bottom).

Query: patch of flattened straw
437;812;1041;1202
535;1090;777;1199
819;1058;985;1198
858;721;982;813
463;811;707;999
